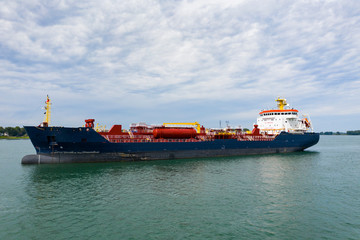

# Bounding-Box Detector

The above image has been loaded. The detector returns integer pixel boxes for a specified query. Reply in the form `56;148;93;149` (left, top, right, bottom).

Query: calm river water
0;136;359;239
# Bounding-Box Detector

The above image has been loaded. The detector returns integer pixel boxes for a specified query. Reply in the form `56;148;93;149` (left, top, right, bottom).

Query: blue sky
1;0;360;132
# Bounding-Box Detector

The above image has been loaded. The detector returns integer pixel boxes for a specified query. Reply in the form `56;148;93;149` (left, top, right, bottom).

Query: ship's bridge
259;109;299;117
257;98;312;134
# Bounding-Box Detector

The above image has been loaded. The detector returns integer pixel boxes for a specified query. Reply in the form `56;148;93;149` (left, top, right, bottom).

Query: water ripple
1;137;360;239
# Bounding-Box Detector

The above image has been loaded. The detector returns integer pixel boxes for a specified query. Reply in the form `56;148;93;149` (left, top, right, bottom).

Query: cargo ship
22;97;319;164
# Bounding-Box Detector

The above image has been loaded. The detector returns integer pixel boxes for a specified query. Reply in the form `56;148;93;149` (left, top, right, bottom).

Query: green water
0;136;359;239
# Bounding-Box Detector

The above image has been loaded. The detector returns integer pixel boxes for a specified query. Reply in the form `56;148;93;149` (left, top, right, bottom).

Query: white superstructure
257;98;313;135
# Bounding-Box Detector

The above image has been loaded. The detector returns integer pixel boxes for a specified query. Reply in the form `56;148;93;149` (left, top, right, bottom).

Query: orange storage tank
153;128;197;139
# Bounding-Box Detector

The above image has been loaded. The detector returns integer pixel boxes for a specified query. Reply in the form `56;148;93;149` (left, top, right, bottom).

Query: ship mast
276;97;288;110
43;95;51;127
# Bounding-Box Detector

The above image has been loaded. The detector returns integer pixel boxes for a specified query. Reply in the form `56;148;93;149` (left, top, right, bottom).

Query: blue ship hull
22;126;319;164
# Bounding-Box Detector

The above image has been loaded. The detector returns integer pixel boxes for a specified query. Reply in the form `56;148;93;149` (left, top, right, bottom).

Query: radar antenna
276;97;288;110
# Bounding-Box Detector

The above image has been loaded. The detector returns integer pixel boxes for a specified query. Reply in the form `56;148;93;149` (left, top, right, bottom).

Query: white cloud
0;0;360;131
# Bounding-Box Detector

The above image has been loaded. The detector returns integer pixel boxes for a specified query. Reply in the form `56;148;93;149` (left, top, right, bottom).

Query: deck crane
163;122;201;133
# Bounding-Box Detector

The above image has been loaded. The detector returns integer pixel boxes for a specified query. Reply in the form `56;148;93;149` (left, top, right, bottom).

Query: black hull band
22;147;304;164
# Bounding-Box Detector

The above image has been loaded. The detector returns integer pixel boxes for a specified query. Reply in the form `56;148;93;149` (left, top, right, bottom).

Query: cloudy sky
1;0;360;132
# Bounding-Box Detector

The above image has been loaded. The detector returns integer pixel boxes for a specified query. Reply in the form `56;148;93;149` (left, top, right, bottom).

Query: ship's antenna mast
276;97;288;110
43;95;51;127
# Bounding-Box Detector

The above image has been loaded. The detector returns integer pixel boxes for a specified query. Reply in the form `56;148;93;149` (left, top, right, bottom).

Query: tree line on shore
0;127;27;137
320;130;360;135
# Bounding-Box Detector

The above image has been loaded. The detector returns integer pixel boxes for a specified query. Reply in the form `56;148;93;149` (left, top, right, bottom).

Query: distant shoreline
0;136;29;140
320;130;360;135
